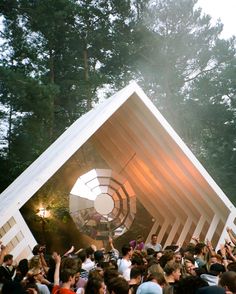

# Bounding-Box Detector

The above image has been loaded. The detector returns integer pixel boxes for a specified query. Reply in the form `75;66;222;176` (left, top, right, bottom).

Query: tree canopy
0;0;235;204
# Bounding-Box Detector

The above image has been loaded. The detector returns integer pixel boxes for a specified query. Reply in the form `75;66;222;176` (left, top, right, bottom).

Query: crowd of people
1;227;236;294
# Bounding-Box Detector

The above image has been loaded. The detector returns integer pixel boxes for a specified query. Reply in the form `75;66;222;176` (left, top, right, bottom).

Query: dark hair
107;277;129;294
153;251;163;258
195;243;206;255
61;257;82;273
60;269;76;283
209;263;225;275
32;244;45;255
85;277;104;294
3;254;13;262
219;271;236;292
176;276;208;294
147;272;166;286
227;261;236;272
14;258;29;282
131;255;144;266
184;255;195;265
181;243;196;256
130;267;142;279
2;281;26;294
121;245;132;256
164;261;181;276
151;234;157;239
146;248;155;256
77;250;87;263
88;269;103;280
21;274;39;294
159;251;175;268
18;258;29;277
86;246;95;258
103;268;119;286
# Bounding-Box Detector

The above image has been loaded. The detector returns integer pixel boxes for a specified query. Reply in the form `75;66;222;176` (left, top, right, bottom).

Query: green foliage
0;0;236;205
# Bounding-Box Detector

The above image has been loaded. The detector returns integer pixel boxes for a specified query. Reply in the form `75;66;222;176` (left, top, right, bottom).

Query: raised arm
226;227;236;245
53;252;61;286
220;244;229;270
108;236;119;259
0;241;7;265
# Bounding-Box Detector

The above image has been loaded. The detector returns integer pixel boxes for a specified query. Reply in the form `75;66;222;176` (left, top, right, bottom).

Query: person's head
195;243;207;256
174;252;182;263
94;250;104;264
209;263;225;276
88;269;103;280
176;276;208;294
146;248;155;256
85;277;106;294
27;267;44;283
164;261;182;281
28;256;41;269
151;234;158;245
184;258;196;276
209;254;222;265
159;251;175;268
148;263;164;276
3;254;13;266
181;243;196;257
61;256;82;273
18;258;29;277
154;251;163;261
130;267;142;284
103;268;119;286
86;246;95;259
32;244;45;256
219;271;236;292
147;272;166;287
136;235;143;244
60;268;77;285
21;273;39;293
131;255;144;266
121;244;133;258
227;261;236;272
107;276;130;294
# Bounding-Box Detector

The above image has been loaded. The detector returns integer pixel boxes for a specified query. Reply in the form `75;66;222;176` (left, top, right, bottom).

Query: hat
137;281;162;294
94;250;104;261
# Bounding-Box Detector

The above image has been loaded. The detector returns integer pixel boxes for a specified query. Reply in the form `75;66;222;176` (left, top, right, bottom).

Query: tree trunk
83;47;92;111
48;48;55;141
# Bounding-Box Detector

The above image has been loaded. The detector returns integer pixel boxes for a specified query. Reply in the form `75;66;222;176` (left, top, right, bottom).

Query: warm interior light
38;207;46;218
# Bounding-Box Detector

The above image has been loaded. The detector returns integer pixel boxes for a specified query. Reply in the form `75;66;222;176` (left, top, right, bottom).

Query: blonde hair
28;256;41;269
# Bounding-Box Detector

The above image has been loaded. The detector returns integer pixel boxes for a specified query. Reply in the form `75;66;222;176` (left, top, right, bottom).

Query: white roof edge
133;85;234;210
0;82;139;214
0;81;233;216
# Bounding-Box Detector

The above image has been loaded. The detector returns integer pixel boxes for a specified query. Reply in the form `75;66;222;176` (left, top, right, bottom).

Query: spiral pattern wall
69;169;136;240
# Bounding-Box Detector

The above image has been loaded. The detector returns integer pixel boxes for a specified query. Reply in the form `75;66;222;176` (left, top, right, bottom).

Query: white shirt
117;258;131;280
145;242;162;252
82;258;95;272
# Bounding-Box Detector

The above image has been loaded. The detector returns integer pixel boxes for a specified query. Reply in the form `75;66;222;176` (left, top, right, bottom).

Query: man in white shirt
145;234;162;252
80;247;95;272
117;244;133;281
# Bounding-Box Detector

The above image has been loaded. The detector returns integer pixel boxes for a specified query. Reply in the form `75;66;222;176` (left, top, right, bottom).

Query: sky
197;0;236;39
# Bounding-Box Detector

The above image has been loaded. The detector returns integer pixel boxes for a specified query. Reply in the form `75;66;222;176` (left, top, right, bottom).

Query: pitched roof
1;81;235;253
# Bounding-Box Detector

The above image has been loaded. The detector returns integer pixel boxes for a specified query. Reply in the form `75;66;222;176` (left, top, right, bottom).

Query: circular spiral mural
69;169;136;240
